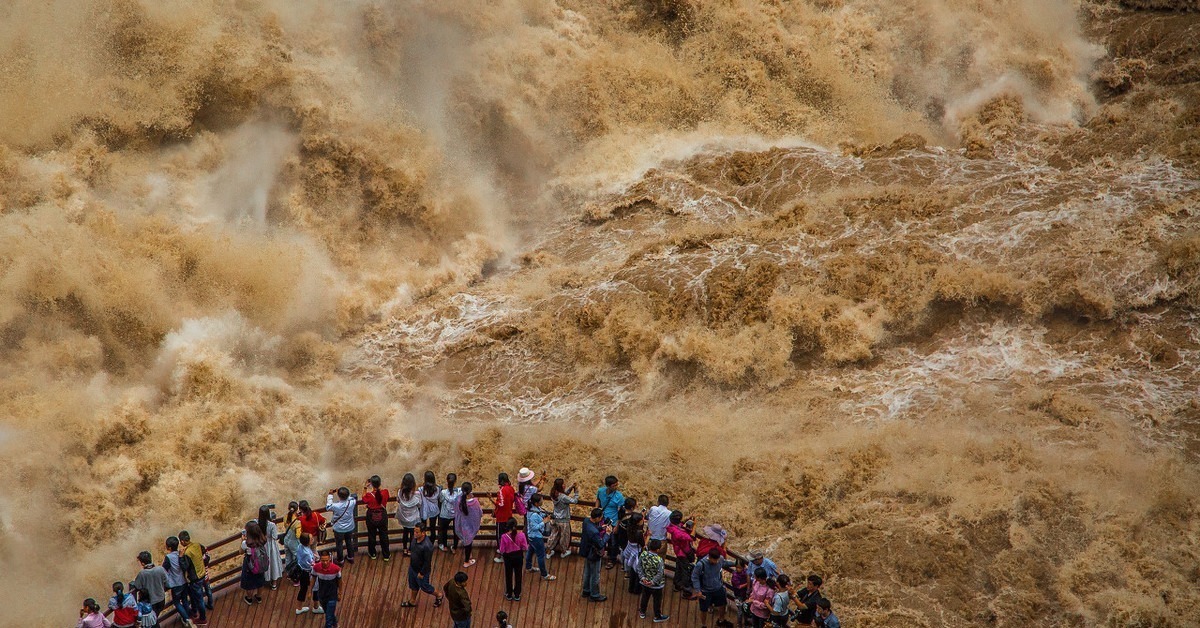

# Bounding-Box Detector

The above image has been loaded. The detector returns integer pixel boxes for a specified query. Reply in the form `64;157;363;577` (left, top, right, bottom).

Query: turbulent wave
0;0;1198;625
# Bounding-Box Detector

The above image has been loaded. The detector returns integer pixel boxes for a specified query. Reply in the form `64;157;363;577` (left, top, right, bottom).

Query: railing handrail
110;491;755;624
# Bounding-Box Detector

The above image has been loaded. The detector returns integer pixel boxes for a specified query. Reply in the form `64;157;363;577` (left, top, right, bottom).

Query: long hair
422;470;438;497
550;478;566;500
244;521;268;547
445;473;457;491
401;473;416;499
459;481;473;513
257;505;271;533
286;501;299;526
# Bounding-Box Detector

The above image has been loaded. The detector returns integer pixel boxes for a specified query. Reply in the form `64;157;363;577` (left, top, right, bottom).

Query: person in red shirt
361;475;392;561
489;473;517;564
696;523;728;559
665;510;696;595
296;501;326;540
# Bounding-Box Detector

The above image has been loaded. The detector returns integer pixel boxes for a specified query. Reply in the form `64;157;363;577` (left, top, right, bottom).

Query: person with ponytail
361;475;391;561
76;598;111;628
395;473;422;557
438;473;462;552
454;481;483;568
108;582;138;628
239;521;269;605
281;501;303;577
497;519;529;602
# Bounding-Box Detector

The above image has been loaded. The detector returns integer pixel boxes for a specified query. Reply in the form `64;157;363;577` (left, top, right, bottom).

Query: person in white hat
516;468;543;509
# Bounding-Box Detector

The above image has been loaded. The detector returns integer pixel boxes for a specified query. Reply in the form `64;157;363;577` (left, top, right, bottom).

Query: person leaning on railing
546;478;579;558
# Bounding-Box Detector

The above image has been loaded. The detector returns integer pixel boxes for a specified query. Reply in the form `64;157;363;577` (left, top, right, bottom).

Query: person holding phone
326;487;359;565
546;478;578;558
362;476;391;561
76;598;111;628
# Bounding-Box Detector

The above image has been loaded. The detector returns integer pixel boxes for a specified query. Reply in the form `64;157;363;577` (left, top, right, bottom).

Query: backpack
540;510;552;538
248;545;268;575
180;552;200;583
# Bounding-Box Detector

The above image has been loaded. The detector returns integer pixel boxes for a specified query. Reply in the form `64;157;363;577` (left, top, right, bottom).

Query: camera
263;503;276;509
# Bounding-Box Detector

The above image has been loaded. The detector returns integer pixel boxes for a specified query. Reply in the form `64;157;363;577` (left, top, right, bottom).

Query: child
134;590;157;628
109;582;138;628
731;560;750;601
312;549;342;627
496;610;512;628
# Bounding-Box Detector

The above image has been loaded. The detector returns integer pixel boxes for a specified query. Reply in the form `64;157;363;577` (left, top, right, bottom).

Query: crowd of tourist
79;468;841;628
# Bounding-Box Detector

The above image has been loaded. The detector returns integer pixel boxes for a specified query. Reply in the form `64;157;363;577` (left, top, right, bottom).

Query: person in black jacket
580;508;609;602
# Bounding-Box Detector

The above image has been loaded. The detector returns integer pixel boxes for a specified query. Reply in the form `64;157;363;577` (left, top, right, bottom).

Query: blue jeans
582;559;602;598
452;620;471;628
168;585;191;620
525;537;547;576
322;599;337;628
185;581;207;620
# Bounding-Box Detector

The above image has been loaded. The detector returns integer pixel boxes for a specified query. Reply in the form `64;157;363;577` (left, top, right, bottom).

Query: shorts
699;588;728;612
407;567;434;594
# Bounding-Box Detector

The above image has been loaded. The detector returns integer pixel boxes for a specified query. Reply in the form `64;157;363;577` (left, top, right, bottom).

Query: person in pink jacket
497;520;529;602
76;598;112;628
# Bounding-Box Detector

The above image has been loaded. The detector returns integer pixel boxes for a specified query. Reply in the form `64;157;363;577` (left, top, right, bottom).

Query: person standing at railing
239;521;270;605
177;531;209;625
620;511;647;594
396;473;422;558
635;539;671;623
161;536;194;626
281;502;303;576
816;598;840;628
746;568;775;628
516;467;543;508
438;473;462;553
130;550;168;622
296;501;326;545
420;471;443;547
362;476;391;561
545;478;578;558
595;476;625;569
665;511;697;596
698;524;729;561
294;533;316;615
76;598;111;628
747;551;778;585
326;488;359;565
455;482;483;568
579;507;609;603
490;472;518;564
647;495;672;542
523;494;556;581
693;549;736;628
768;574;796;627
257;505;285;587
792;574;824;626
108;582;138;628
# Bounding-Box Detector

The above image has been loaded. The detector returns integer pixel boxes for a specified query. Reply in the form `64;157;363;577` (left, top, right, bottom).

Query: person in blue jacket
579;508;609;602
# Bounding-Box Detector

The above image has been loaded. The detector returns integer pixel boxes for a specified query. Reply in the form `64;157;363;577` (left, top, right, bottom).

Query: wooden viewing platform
143;494;748;627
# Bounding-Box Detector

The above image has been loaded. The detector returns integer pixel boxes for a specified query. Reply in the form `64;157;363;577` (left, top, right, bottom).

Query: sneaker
296;607;310;615
494;556;504;563
590;595;608;602
561;550;572;558
543;574;557;581
639;612;647;619
505;594;514;601
243;596;253;606
547;550;556;558
383;556;391;562
369;553;378;560
513;595;521;602
527;567;539;572
654;615;671;623
438;544;447;551
313;607;325;615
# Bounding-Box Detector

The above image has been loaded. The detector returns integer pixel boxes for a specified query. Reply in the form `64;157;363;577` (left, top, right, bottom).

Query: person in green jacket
443;571;472;628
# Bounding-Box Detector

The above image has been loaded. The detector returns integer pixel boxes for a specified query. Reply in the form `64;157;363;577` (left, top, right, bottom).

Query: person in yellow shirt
178;531;211;624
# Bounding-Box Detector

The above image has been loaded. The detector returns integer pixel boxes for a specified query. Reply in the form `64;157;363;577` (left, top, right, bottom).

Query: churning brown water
1;0;1198;625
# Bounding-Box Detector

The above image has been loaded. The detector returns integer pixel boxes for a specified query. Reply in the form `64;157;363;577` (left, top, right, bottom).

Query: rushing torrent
0;0;1198;625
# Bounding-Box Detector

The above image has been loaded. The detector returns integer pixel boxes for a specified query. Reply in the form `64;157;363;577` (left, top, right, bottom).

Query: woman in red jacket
489;472;517;564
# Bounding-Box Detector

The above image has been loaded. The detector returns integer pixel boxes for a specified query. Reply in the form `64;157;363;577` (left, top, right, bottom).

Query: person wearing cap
697;523;728;559
748;551;778;584
516;467;543;508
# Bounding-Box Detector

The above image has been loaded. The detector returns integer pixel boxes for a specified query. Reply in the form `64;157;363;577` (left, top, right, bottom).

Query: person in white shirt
326;487;359;564
647;495;672;542
438;473;463;551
